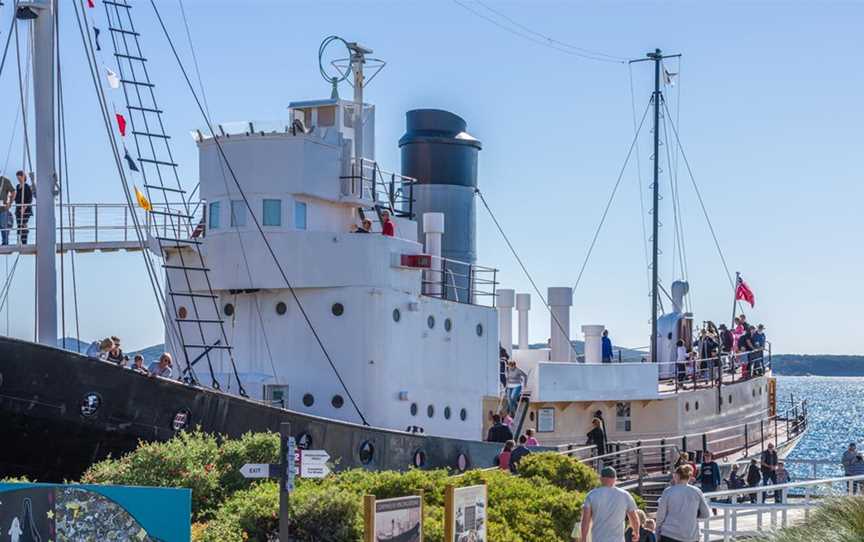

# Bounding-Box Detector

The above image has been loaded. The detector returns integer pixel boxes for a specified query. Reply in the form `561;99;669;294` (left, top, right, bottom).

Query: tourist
625;510;656;542
643;519;657;540
726;464;744;502
655;464;710;542
602;329;614;363
594;409;608;435
105;336;128;367
746;458;761;503
380;209;395;237
499;345;509;391
14;170;33;245
131;354;149;375
586;417;607;458
0;175;14;246
774;462;791;502
675;340;688;383
504;360;527;415
86;337;114;361
674;452;695;481
495;440;514;472
848;454;864;494
699;451;721;494
148;352;174;379
842;443;858;476
760;442;779;500
486;413;514;443
501;409;514;431
509;435;532;474
753;324;766;350
576;466;640;542
718;324;732;354
525;428;539;447
352;218;372;233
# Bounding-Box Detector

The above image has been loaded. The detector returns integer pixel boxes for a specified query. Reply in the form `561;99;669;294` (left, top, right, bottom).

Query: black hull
0;337;501;481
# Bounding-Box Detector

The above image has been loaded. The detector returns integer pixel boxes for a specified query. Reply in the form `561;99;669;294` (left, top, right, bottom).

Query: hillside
772;354;864;377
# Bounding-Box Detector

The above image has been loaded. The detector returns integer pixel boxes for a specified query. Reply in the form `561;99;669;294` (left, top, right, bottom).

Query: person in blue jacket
602;329;614;363
699;451;722;493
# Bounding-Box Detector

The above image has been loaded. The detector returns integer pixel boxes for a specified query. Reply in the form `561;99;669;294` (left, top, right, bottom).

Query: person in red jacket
380;210;395;237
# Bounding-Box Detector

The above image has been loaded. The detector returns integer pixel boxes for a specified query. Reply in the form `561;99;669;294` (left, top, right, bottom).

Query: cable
452;0;624;64
150;0;369;425
628;63;651;288
571;99;651;293
0;13;15;81
176;0;210;116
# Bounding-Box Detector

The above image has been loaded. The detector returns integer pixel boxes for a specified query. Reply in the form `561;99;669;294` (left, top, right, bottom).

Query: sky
0;1;862;354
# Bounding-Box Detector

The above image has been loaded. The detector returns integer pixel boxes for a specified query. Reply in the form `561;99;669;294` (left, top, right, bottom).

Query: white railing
341;158;416;218
700;474;864;542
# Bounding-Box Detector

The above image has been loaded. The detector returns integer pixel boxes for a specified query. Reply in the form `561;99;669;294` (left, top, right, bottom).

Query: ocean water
776;376;864;479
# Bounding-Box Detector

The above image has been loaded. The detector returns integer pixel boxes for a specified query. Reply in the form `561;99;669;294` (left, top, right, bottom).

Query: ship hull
0;337;502;481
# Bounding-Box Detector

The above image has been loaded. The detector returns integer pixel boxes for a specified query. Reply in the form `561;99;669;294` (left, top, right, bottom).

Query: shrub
755;497;864;542
517;452;600;492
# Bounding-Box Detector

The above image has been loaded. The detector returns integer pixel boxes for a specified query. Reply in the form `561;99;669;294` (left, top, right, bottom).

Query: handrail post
682;435;687;456
702;433;708;455
661;438;667;473
723;508;731;542
744;423;749;456
760;420;765;454
636;445;643;495
94;203;99;243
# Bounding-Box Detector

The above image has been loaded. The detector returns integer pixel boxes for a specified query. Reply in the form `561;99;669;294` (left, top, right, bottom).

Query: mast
21;0;58;346
348;41;372;161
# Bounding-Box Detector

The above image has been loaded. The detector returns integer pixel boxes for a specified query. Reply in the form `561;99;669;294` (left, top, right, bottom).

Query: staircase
103;0;243;393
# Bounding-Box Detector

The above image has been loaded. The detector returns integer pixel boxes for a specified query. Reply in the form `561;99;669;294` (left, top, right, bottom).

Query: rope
571;99;651;293
0;12;15;80
150;0;369;425
452;0;625;64
628;63;650;287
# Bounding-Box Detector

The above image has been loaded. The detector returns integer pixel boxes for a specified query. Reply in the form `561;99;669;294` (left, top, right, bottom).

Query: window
230;200;246;227
392;308;401;322
444;406;451;420
410;403;418;416
318;105;336;127
331;303;344;316
427;315;435;329
208;201;220;229
460;408;468;421
343;106;354;128
616;402;632;432
302;393;315;407
263;199;282;226
331;395;344;409
476;323;484;337
444;318;452;332
276;302;287;315
294;201;307;230
427;404;435;418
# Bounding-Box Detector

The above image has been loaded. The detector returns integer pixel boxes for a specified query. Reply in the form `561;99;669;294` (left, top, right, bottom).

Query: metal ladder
103;0;244;395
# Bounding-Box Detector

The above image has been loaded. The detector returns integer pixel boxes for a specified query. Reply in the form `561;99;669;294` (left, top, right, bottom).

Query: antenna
318;35;385;160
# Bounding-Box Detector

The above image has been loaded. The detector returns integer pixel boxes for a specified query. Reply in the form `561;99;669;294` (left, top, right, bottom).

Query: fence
341;158;416;218
421;254;498;307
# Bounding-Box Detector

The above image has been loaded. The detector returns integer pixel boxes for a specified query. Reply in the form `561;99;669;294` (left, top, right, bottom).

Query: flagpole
730;271;740;331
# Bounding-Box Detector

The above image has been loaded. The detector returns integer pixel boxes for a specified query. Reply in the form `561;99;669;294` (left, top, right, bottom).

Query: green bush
755;497;864;542
516;451;600;492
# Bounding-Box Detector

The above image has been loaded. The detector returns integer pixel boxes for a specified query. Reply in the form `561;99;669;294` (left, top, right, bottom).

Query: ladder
103;0;244;395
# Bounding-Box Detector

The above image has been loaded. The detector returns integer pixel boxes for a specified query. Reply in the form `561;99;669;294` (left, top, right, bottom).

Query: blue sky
0;1;862;354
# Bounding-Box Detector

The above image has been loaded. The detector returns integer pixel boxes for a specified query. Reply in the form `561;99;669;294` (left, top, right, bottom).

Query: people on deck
676;340;688;382
86;337;114;361
148;352;174;379
495;440;514;472
509;435;532;474
655;464;710;542
131;354;149;375
486;413;514;443
380;209;395;237
352;218;372;234
0;176;15;246
14;170;33;245
719;324;733;354
577;466;640;542
499;345;509;391
602;329;614;363
524;428;539;447
105;336;128;367
586;417;607;458
746;458;761;503
504;360;527;415
699;451;721;494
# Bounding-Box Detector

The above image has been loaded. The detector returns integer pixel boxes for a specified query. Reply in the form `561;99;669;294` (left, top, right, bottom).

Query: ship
0;2;805;483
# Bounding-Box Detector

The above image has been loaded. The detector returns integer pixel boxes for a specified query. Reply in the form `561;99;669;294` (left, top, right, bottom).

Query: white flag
663;68;678;87
105;67;120;89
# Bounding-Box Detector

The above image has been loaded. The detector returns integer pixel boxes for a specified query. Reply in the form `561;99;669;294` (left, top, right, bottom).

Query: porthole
80;392;102;417
444;406;452;420
359;441;375;465
476;323;483;337
457;453;470;472
695;401;700;411
413;449;427;468
460;408;468;421
427;404;435;418
223;303;235;316
410;403;418;416
444;318;452;332
276;301;287;315
302;393;315;407
392;308;401;322
331;395;344;409
685;402;690;412
759;387;763;396
172;409;191;432
331;303;344;316
427;315;435;329
752;389;756;398
177;306;188;319
529;411;535;422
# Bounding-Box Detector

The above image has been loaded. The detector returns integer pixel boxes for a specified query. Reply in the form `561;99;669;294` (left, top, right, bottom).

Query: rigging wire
0;13;15;80
176;0;210;116
628;63;651;288
149;0;369;425
571;100;651;293
452;0;625;64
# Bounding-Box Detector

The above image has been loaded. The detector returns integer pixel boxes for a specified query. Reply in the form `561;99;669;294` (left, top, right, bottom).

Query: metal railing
421;254;498;307
700;474;864;542
341;158;416;218
0;202;204;248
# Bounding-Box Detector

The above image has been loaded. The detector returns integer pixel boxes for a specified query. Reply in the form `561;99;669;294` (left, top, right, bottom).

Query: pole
31;0;58;346
650;48;661;363
279;422;294;541
730;271;740;331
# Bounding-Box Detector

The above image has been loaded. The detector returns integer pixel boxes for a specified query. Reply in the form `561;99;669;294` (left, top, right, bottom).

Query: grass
755;497;864;542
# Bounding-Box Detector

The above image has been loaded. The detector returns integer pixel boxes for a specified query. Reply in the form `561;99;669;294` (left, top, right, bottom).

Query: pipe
497;289;515;355
582;325;605;364
548;287;572;362
422;213;444;297
516;293;530;350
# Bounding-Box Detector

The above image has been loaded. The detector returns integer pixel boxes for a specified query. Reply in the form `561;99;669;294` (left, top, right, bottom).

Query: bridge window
616;402;631;432
318;105;336;127
230;200;247;227
208;201;221;229
294;201;307;230
263;199;282;226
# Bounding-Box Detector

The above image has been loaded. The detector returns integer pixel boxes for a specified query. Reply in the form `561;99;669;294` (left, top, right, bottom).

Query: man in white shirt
576;466;640;542
656;464;711;542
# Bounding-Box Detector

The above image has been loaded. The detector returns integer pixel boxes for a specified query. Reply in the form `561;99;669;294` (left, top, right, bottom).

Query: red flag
115;113;127;137
735;276;755;308
87;0;95;7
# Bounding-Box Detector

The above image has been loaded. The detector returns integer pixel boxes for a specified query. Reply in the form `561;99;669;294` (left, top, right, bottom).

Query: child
624;509;657;542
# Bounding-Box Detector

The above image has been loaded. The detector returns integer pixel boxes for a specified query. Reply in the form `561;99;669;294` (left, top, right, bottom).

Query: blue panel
294;201;307;230
208;201;220;229
263;198;282;226
230;200;247;227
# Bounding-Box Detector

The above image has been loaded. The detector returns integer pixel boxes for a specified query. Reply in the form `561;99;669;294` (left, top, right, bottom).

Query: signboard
445;484;487;542
0;482;191;542
537;407;555;432
240;463;277;479
283;435;296;492
364;494;423;542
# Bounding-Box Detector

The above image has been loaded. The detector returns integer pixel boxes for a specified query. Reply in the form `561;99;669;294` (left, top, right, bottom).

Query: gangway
0;202;203;255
